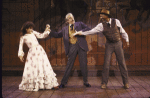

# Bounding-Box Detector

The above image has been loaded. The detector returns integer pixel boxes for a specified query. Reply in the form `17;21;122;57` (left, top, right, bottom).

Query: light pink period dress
18;30;59;91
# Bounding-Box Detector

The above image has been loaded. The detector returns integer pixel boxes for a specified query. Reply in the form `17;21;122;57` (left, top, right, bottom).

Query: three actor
18;9;130;90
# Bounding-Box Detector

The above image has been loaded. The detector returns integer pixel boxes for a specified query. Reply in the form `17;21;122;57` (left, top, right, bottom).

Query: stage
2;0;150;97
2;66;150;98
2;76;150;98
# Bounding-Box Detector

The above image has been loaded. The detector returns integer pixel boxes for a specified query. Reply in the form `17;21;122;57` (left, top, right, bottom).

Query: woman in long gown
18;21;59;91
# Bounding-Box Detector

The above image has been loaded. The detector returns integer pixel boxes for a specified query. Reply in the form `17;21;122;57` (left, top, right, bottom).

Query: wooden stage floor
2;76;150;98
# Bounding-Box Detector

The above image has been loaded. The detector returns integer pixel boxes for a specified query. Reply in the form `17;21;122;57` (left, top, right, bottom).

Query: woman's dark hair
20;21;35;36
18;21;35;43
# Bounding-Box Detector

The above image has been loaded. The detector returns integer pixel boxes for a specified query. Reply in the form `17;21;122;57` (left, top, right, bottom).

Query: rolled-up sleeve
81;23;103;35
116;19;129;42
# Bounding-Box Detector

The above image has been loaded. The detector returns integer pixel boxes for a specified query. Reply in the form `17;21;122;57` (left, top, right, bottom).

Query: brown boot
124;84;129;89
101;84;107;89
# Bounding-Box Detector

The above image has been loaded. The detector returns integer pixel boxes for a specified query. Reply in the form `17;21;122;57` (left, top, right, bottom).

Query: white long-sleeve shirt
82;18;129;42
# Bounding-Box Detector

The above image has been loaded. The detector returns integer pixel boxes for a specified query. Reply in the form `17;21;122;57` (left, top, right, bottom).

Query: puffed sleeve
18;36;24;57
32;30;50;39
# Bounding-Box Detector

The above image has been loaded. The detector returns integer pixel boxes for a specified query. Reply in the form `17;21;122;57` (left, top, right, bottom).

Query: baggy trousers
61;42;88;85
102;40;128;85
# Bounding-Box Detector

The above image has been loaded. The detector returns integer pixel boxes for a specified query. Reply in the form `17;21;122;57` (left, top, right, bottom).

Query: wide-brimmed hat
100;9;111;17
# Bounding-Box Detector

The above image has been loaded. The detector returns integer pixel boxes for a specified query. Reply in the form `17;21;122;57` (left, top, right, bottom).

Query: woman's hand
126;42;129;47
19;56;24;62
45;24;51;32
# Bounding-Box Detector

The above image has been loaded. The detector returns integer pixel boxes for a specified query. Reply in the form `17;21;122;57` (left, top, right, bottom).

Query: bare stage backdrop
2;0;150;67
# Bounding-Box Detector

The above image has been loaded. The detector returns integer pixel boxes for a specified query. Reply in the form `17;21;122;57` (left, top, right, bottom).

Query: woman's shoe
52;86;59;90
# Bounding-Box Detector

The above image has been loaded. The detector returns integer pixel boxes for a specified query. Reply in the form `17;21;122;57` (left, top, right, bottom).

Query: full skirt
19;45;59;91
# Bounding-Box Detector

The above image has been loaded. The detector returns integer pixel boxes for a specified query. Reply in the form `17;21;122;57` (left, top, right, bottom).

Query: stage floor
2;65;150;76
2;76;150;98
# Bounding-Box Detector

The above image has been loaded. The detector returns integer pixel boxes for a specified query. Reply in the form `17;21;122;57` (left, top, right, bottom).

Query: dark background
2;0;150;67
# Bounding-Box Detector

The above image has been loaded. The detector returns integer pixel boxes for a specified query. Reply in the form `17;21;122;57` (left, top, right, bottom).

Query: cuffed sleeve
18;36;25;57
116;19;129;42
32;30;50;39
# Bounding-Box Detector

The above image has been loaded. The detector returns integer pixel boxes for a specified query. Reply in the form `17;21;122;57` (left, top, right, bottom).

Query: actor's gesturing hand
45;24;51;32
127;42;129;47
123;42;130;48
19;56;24;62
73;31;82;36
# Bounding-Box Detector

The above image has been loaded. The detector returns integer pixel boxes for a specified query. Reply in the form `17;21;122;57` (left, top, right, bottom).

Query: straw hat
100;9;111;17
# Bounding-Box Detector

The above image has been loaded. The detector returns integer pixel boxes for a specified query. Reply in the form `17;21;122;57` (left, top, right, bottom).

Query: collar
69;21;75;26
69;24;74;26
107;18;111;24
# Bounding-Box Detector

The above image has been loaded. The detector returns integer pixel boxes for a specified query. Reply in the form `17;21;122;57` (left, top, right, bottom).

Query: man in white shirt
73;9;129;89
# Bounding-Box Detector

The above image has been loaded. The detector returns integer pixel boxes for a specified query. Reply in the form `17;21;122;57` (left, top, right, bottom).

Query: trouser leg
115;41;128;85
78;46;88;83
102;43;114;85
61;44;78;85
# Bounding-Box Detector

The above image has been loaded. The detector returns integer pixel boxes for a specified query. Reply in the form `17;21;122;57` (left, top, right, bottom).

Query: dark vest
102;18;120;43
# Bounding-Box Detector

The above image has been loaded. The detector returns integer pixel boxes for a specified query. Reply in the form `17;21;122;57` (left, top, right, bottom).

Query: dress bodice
24;33;40;48
18;30;50;57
